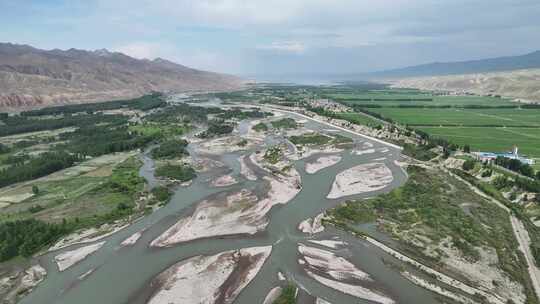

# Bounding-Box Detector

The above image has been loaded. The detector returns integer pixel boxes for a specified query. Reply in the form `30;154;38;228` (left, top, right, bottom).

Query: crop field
318;87;540;159
326;92;515;107
368;108;540;127
418;127;540;157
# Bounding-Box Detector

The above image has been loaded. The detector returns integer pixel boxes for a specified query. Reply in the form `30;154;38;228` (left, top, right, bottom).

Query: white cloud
257;41;306;54
7;0;540;74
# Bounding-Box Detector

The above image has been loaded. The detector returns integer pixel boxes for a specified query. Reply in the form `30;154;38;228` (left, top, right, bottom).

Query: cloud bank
1;0;539;75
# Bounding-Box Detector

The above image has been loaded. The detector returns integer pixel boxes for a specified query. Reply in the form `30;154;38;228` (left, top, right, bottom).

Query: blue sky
2;0;540;76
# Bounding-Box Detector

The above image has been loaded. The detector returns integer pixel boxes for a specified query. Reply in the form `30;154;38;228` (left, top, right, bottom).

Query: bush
151;186;173;202
462;159;475;171
151;139;189;159
155;164;196;182
253;122;268;132
0;219;71;261
273;284;297;304
0;143;10;154
402;144;437;161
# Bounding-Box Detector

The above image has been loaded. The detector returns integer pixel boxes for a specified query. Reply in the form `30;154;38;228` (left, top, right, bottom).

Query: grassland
0;154;143;223
327;165;538;303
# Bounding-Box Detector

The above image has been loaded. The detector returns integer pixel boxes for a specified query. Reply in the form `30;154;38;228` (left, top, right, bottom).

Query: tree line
20;93;166;116
0;151;82;188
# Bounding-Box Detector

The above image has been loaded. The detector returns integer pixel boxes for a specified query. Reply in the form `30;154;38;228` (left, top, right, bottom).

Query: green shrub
462;159;475;171
156;164;196;182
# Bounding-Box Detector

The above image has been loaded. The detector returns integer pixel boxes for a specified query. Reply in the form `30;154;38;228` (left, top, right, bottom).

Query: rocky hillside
389;69;540;103
0;43;244;111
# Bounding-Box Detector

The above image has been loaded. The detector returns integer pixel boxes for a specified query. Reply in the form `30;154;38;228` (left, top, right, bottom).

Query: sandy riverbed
239;155;257;181
298;244;394;304
298;213;325;234
305;155;342;174
263;287;283;304
211;174;238;187
151;167;301;246
0;264;47;303
308;240;347;249
54;241;105;272
147;246;272;304
327;163;393;199
120;229;146;247
49;221;128;252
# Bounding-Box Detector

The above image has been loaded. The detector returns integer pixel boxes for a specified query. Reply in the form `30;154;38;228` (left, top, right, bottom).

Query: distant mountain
369;50;540;79
0;43;244;110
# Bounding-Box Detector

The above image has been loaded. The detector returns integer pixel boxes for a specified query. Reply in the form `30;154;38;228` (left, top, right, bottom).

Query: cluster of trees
58;125;158;157
462;159;476;171
0;113;128;137
21;93;165;116
402;143;437;161
155;164;196;182
0;219;71;261
271;118;297;129
495;156;536;178
151;139;189;159
253;122;268;132
147;103;223;124
150;186;173;203
0;143;9;154
0;151;82;188
198;121;234;138
216;108;272;120
289;133;331;146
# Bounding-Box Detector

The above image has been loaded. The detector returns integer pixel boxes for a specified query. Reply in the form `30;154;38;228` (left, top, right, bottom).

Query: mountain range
369;50;540;79
370;50;540;103
0;43;243;111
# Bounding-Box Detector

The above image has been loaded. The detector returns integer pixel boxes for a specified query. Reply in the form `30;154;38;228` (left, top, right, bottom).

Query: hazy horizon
2;0;540;76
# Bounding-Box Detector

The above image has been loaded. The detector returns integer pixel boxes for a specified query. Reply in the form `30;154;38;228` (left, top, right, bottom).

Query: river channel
19;107;441;304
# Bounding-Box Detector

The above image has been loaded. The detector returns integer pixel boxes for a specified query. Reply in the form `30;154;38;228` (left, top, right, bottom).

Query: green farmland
327;92;516;107
368;108;540;127
319;87;540;159
418;127;540;158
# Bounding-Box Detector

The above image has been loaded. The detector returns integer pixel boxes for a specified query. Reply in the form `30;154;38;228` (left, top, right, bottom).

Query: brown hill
0;43;244;111
389;69;540;104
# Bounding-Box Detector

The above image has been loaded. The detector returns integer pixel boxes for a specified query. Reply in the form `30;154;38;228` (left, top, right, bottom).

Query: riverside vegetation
215;85;540;303
0;95;279;263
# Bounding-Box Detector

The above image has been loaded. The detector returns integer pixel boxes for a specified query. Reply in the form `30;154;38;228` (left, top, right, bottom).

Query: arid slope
389;68;540;103
0;43;244;110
